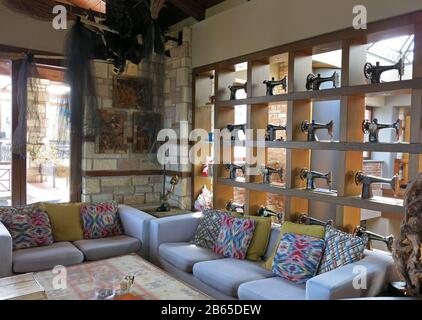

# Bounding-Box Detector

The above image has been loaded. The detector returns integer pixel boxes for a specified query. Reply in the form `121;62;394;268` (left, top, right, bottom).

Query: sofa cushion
81;202;123;239
13;242;84;273
193;258;274;298
272;233;325;284
318;226;366;274
42;202;84;242
238;277;306;300
10;203;54;250
73;235;141;261
239;215;272;261
159;242;223;273
262;222;326;271
191;210;227;249
213;215;256;260
0;207;14;230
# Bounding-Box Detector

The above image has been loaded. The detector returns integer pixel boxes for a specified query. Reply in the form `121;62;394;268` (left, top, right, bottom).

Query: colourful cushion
241;215;272;261
80;202;123;239
272;233;325;284
10;203;54;250
262;221;326;270
213;215;256;260
191;209;227;249
0;207;14;230
318;226;366;274
42;202;84;242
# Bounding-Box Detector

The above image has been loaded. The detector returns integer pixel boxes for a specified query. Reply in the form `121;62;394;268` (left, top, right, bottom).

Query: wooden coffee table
34;254;210;300
0;273;46;300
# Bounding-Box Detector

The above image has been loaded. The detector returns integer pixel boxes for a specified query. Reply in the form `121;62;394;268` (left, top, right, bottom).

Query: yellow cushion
262;221;326;270
42;202;84;242
241;216;272;261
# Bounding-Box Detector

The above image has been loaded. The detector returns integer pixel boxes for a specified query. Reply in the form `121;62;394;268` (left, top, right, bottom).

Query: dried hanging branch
392;173;422;297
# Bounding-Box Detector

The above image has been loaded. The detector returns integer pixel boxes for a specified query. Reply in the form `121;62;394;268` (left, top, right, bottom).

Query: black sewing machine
299;168;332;191
301;120;334;142
354;226;394;252
226;200;245;214
260;165;283;184
263;76;288;96
225;163;246;180
355;171;399;199
362;118;401;143
306;71;339;91
364;59;404;84
257;206;284;223
298;213;333;227
228;82;247;100
226;123;246;141
266;124;287;141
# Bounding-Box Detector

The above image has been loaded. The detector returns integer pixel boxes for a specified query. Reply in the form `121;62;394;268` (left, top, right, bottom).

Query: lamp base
156;202;171;212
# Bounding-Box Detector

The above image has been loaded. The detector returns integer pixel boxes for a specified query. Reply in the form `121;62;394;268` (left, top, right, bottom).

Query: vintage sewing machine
306;71;339;91
301;120;334;142
226;200;245;214
266;124;287;141
226;123;246;141
225;163;246;180
299;168;332;191
263;76;288;96
355;171;399;199
354;225;394;252
364;58;404;84
260;165;283;184
298;213;333;227
228;82;247;100
257;206;284;223
362;118;401;143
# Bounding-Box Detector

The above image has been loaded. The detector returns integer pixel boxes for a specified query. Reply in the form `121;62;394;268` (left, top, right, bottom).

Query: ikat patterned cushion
81;201;123;239
191;209;228;249
318;226;366;274
0;206;14;230
272;233;325;284
9;203;54;250
213;215;256;260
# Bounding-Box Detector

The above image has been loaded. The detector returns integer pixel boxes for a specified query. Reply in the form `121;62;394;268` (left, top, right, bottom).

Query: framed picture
133;112;162;153
113;76;152;110
96;110;128;154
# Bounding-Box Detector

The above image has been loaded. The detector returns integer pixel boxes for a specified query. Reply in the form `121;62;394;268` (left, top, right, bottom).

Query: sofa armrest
149;213;202;265
118;205;156;259
306;250;398;300
0;222;12;278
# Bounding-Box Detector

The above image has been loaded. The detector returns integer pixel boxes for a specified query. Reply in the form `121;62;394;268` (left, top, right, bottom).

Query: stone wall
81;27;193;210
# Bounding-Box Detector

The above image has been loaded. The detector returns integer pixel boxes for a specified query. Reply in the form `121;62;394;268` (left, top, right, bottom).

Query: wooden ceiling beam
168;0;205;21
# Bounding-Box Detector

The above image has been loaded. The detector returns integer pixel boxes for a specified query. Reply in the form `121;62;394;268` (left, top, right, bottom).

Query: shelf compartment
239;140;422;153
215;78;422;107
217;178;404;214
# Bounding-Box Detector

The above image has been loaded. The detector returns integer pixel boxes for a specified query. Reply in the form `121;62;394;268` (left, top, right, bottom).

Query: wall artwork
133;112;162;153
97;110;128;154
113;76;152;110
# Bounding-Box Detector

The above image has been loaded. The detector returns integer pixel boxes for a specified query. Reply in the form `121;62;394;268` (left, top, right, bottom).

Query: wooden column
11;60;26;206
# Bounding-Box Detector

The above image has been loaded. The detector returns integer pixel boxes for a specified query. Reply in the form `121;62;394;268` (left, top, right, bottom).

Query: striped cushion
213;215;256;260
272;233;325;284
318;226;366;274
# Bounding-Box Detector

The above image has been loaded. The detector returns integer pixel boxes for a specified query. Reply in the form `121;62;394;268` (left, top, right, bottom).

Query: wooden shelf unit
192;11;422;232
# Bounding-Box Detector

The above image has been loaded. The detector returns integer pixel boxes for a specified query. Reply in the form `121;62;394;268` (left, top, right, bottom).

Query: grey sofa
149;213;400;300
0;205;155;278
